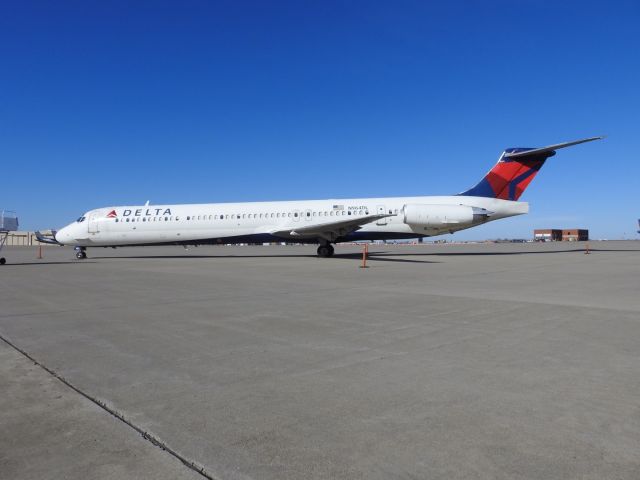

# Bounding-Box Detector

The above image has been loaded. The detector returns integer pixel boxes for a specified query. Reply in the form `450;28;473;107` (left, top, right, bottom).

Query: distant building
2;231;57;246
561;229;589;241
534;229;588;241
533;229;562;241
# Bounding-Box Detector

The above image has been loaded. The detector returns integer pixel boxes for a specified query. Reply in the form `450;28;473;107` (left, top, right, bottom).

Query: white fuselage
55;195;528;247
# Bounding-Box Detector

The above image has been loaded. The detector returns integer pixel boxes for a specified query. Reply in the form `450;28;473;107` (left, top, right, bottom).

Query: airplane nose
55;227;69;244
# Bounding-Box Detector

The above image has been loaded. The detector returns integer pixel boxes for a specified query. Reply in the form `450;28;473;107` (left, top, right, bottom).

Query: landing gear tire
75;246;87;260
317;244;334;258
0;257;5;265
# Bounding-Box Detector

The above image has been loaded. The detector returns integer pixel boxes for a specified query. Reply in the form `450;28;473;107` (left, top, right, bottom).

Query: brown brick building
533;229;562;241
561;229;589;241
534;229;588;241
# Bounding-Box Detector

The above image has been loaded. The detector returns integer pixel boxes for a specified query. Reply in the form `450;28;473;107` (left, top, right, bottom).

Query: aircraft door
376;205;387;225
88;212;100;233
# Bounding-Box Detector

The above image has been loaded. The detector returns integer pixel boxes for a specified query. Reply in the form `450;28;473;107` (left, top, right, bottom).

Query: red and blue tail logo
458;148;553;201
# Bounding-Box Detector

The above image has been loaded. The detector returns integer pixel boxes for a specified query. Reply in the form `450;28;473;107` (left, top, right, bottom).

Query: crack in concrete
0;333;219;480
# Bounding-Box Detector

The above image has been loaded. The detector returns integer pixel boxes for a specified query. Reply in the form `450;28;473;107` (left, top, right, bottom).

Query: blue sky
2;1;638;239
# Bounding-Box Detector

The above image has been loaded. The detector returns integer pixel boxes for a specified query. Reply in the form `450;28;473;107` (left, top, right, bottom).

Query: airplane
45;137;602;259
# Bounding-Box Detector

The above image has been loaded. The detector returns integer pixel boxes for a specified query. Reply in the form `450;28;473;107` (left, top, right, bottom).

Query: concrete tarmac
1;241;639;479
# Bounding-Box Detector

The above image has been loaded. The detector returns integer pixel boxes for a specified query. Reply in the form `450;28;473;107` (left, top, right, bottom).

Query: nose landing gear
75;246;87;260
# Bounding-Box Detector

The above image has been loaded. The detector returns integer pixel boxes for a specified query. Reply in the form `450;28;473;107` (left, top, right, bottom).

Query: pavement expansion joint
0;332;218;480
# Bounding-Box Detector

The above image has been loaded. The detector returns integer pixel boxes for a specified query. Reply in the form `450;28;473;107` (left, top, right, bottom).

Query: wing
270;213;393;242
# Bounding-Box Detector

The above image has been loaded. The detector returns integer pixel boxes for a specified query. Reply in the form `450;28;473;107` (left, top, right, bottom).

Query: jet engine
402;204;491;228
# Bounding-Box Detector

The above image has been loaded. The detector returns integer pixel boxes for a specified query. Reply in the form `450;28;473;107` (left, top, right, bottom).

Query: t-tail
458;137;603;201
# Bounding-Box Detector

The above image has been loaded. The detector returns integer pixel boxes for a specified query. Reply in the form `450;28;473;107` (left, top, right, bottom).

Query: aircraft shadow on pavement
88;253;439;264
0;261;98;266
333;252;440;264
368;247;640;257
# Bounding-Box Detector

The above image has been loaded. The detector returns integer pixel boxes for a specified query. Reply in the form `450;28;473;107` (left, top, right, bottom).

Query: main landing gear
317;244;334;258
75;246;87;260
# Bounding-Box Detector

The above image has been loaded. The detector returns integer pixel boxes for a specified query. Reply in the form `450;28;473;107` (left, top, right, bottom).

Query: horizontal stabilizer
505;136;603;158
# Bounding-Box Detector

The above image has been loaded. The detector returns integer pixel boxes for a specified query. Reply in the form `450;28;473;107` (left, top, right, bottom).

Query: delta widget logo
106;210;118;218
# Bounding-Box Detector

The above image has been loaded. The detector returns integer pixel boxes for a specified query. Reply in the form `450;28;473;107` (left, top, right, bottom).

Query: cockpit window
76;216;86;222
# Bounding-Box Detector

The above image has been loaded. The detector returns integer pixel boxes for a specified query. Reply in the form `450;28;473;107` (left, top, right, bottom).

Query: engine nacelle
403;204;480;228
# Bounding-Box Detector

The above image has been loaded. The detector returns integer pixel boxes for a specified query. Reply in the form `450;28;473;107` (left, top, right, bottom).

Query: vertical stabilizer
458;137;602;200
